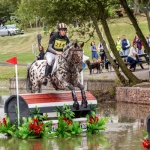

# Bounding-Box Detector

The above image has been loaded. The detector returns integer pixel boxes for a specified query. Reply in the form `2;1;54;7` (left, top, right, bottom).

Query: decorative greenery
86;111;109;134
0;105;108;139
14;117;52;139
53;116;72;138
142;130;150;149
0;116;15;136
55;104;75;120
30;106;44;121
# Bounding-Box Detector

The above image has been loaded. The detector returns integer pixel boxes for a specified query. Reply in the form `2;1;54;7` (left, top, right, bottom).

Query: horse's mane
63;42;74;52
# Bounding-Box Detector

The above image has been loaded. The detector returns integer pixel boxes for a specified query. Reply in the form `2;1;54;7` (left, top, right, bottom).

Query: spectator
73;19;77;28
77;19;81;27
36;46;45;60
127;43;138;72
116;36;122;55
37;32;42;47
97;42;105;62
91;41;98;61
133;34;143;54
146;35;150;47
43;25;48;36
121;35;130;62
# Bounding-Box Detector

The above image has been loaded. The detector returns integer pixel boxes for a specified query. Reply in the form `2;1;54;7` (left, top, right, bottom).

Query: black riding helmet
58;23;67;31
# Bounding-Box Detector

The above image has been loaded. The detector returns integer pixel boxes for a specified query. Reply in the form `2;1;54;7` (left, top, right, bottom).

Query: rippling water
0;89;147;150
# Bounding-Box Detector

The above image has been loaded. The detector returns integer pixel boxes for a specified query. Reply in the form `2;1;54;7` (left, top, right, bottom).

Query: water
0;89;147;150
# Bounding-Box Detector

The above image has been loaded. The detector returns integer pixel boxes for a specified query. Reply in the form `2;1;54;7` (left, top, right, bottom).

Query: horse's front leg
77;82;88;108
68;83;79;110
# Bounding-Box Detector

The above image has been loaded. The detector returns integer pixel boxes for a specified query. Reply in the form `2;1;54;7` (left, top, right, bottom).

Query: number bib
54;39;67;51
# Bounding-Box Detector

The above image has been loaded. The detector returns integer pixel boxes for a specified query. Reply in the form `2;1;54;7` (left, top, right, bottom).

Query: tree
0;1;14;24
14;0;143;85
134;0;140;15
38;0;142;85
140;0;150;31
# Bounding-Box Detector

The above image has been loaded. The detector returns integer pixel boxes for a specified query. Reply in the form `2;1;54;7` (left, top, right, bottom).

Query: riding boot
43;65;52;86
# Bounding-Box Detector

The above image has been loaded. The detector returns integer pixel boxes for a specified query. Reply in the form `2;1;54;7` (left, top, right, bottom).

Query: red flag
6;56;17;65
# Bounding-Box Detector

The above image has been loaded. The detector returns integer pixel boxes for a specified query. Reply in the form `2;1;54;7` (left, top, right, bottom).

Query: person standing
121;35;130;61
91;41;98;61
97;42;105;62
37;32;42;47
43;23;70;86
116;36;122;55
133;34;143;55
36;46;45;60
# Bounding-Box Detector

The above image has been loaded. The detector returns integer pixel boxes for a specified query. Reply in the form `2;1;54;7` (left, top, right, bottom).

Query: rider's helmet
58;23;67;31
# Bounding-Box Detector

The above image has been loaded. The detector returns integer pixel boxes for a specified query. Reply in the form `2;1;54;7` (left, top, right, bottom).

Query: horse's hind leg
68;83;79;110
77;83;88;108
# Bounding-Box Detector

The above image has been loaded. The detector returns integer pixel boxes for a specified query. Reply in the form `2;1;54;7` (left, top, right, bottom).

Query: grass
0;15;149;81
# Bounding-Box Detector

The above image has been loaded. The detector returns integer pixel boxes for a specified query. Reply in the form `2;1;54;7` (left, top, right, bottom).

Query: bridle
61;46;83;73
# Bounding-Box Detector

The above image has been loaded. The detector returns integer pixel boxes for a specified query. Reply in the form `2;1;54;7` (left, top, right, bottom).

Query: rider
43;23;70;85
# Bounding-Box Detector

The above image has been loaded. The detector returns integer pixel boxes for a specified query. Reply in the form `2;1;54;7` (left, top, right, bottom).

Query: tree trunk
90;13;141;85
140;0;150;31
120;0;150;56
134;0;140;15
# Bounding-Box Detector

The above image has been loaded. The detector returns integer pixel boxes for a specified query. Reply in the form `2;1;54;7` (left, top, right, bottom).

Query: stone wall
116;87;150;104
9;78;115;92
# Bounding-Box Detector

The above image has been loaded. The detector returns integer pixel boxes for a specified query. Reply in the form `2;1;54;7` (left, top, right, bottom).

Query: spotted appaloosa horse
26;42;87;110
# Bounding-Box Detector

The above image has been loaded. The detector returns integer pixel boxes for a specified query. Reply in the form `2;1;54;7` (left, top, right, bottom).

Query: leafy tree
12;0;145;85
0;1;14;23
38;0;142;85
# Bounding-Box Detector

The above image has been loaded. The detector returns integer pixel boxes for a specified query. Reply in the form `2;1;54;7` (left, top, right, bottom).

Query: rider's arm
47;44;56;54
46;35;57;54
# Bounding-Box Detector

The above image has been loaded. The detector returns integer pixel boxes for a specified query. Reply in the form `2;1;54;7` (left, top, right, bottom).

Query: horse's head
67;42;84;72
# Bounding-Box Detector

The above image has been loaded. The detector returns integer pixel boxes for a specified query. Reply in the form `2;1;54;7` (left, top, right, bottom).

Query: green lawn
0;15;149;81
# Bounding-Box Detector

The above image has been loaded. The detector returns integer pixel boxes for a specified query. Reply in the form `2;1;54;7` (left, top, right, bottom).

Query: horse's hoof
73;101;79;110
81;100;88;108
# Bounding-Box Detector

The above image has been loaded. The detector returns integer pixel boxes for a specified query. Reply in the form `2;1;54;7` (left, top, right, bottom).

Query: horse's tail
26;61;35;92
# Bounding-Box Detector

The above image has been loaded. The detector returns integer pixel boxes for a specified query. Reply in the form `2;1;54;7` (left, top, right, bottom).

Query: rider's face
59;29;66;36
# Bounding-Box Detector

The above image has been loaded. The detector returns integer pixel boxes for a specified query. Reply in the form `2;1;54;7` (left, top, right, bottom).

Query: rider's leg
43;64;52;85
43;52;54;86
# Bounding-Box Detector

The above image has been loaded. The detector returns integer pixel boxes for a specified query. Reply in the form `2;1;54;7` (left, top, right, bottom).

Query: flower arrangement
142;130;150;149
142;138;150;149
86;111;109;134
0;104;109;139
0;116;15;135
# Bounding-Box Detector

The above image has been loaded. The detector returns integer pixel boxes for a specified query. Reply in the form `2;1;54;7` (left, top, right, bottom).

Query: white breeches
45;52;58;74
45;52;56;65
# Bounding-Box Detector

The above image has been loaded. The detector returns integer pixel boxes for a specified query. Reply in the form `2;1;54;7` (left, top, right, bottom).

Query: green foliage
86;111;109;135
108;87;116;95
55;104;75;120
14;117;52;139
53;116;71;138
30;106;44;121
143;129;148;139
14;117;32;139
0;116;15;136
68;121;83;136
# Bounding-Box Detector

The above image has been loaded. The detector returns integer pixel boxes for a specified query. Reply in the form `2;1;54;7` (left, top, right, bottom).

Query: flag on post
6;56;17;65
6;56;20;125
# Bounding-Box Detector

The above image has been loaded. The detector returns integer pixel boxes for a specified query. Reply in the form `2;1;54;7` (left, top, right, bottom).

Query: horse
26;42;87;110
